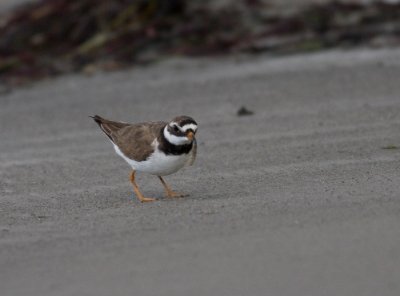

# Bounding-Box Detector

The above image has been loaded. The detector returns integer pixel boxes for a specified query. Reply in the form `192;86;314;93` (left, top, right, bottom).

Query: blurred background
2;2;400;296
1;0;399;87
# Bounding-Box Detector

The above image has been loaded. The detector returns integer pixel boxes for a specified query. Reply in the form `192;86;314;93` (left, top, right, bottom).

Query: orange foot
138;196;156;203
166;191;188;198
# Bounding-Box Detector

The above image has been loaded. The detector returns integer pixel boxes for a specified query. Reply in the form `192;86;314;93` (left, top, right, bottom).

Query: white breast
113;141;190;176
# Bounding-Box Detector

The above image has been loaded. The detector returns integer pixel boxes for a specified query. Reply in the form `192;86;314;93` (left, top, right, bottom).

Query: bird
91;115;198;202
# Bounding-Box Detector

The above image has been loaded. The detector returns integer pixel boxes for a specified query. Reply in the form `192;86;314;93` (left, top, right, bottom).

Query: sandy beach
1;48;400;295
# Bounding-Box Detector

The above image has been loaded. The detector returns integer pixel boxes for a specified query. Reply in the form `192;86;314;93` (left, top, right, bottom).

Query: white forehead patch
169;122;197;133
181;123;197;132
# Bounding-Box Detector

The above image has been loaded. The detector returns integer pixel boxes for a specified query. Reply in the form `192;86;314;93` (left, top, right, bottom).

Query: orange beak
186;131;194;141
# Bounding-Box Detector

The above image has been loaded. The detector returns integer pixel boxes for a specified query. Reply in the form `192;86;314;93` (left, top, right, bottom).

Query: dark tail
90;115;104;128
90;115;113;141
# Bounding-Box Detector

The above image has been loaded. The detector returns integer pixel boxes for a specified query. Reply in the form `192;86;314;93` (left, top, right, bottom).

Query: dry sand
1;48;400;295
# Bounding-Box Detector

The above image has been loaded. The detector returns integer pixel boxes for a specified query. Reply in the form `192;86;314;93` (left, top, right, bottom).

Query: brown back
92;115;166;161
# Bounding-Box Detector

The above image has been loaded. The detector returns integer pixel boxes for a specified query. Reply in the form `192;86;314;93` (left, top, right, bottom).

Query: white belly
113;144;189;176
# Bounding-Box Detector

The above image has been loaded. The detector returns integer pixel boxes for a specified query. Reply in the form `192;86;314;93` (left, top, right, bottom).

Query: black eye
173;126;179;132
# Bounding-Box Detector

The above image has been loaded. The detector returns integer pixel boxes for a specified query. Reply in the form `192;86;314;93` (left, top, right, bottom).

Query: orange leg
158;176;187;198
129;171;155;202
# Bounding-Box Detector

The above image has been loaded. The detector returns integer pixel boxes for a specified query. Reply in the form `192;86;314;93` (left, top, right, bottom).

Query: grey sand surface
1;49;400;295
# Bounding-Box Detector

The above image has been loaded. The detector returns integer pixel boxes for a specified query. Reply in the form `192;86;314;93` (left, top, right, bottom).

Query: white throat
163;126;191;145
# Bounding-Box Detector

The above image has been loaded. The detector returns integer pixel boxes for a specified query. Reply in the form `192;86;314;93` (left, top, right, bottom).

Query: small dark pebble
33;215;50;219
237;106;254;116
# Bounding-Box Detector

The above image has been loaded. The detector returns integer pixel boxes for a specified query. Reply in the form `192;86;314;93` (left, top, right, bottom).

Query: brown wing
112;122;166;161
91;115;166;162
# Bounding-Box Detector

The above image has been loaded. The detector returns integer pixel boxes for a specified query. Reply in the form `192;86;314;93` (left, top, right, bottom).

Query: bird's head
163;116;197;146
